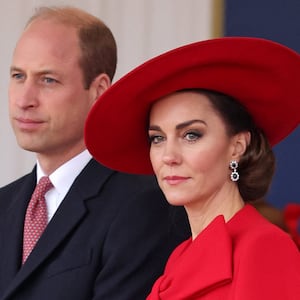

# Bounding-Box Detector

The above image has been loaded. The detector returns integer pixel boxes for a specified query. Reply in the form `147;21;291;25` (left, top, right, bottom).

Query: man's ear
89;73;111;101
231;131;251;160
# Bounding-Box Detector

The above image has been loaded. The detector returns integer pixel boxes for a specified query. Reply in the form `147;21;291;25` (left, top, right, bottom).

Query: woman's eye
149;135;165;144
184;131;201;141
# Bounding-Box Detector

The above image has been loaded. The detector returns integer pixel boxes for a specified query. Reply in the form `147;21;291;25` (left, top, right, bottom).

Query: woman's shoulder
231;204;299;262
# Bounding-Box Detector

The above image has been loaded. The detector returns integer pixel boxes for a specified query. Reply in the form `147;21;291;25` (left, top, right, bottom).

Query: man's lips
14;117;44;130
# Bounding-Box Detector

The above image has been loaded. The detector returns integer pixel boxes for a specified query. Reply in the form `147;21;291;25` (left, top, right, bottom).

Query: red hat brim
85;37;300;174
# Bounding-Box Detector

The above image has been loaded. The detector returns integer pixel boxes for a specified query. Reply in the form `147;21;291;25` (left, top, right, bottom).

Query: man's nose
12;81;39;109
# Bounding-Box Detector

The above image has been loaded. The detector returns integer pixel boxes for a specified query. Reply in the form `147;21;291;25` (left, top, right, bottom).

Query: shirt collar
36;150;92;196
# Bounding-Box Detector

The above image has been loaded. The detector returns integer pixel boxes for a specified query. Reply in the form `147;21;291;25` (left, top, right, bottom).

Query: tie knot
35;176;53;197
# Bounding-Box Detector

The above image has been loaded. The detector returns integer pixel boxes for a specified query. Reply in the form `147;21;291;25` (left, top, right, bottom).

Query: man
0;6;189;300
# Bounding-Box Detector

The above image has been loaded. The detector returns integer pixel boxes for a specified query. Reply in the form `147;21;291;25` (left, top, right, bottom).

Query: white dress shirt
36;150;92;222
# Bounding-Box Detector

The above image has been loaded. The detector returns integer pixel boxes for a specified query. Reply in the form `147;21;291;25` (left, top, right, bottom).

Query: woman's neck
185;188;245;240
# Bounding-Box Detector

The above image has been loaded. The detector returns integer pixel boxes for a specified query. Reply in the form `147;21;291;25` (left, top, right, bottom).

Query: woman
85;37;300;299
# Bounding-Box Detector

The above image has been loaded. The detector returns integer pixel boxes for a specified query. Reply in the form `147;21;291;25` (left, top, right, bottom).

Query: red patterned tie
22;176;53;264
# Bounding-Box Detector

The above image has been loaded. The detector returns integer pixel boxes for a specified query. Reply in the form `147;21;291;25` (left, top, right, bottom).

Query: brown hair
26;6;117;88
194;89;275;202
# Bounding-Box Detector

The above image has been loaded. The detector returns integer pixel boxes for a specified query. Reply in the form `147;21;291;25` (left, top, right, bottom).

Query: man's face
9;19;95;159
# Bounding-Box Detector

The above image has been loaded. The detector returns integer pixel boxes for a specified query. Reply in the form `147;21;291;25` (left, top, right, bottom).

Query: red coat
147;205;300;299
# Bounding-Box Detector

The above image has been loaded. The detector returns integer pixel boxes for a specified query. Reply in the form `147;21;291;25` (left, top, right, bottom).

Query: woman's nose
162;142;181;166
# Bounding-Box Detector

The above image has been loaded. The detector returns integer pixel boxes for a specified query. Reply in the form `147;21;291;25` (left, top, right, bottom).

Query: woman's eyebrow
176;119;206;130
149;119;206;131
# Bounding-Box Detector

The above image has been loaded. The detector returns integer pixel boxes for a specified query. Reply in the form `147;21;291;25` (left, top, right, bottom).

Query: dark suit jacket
0;159;190;300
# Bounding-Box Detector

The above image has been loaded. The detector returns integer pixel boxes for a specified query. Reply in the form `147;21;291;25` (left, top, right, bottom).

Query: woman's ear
231;131;251;160
89;73;111;102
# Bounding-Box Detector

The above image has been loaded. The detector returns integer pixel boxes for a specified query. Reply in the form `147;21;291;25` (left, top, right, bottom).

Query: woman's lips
163;176;190;185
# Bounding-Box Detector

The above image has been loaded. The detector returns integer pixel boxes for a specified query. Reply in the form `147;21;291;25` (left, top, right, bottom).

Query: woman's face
148;91;242;208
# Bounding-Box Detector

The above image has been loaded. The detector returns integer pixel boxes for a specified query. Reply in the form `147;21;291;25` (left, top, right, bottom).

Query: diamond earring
230;160;239;182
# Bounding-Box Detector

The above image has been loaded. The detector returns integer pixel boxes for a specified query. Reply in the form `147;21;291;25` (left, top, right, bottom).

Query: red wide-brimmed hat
85;37;300;174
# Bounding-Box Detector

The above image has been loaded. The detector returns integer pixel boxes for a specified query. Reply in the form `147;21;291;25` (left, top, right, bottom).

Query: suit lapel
0;171;36;289
1;160;114;300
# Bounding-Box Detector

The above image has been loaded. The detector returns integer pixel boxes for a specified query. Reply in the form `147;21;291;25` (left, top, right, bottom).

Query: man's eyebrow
10;66;22;73
10;66;59;76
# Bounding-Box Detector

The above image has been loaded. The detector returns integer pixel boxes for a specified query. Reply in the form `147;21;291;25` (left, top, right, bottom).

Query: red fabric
284;203;300;249
147;205;300;299
22;176;53;264
85;37;300;175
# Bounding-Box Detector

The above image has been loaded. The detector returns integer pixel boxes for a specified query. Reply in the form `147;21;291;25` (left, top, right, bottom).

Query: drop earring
230;160;239;182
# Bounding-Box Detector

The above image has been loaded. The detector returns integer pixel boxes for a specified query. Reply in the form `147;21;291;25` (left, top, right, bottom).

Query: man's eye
43;77;57;84
11;73;24;80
